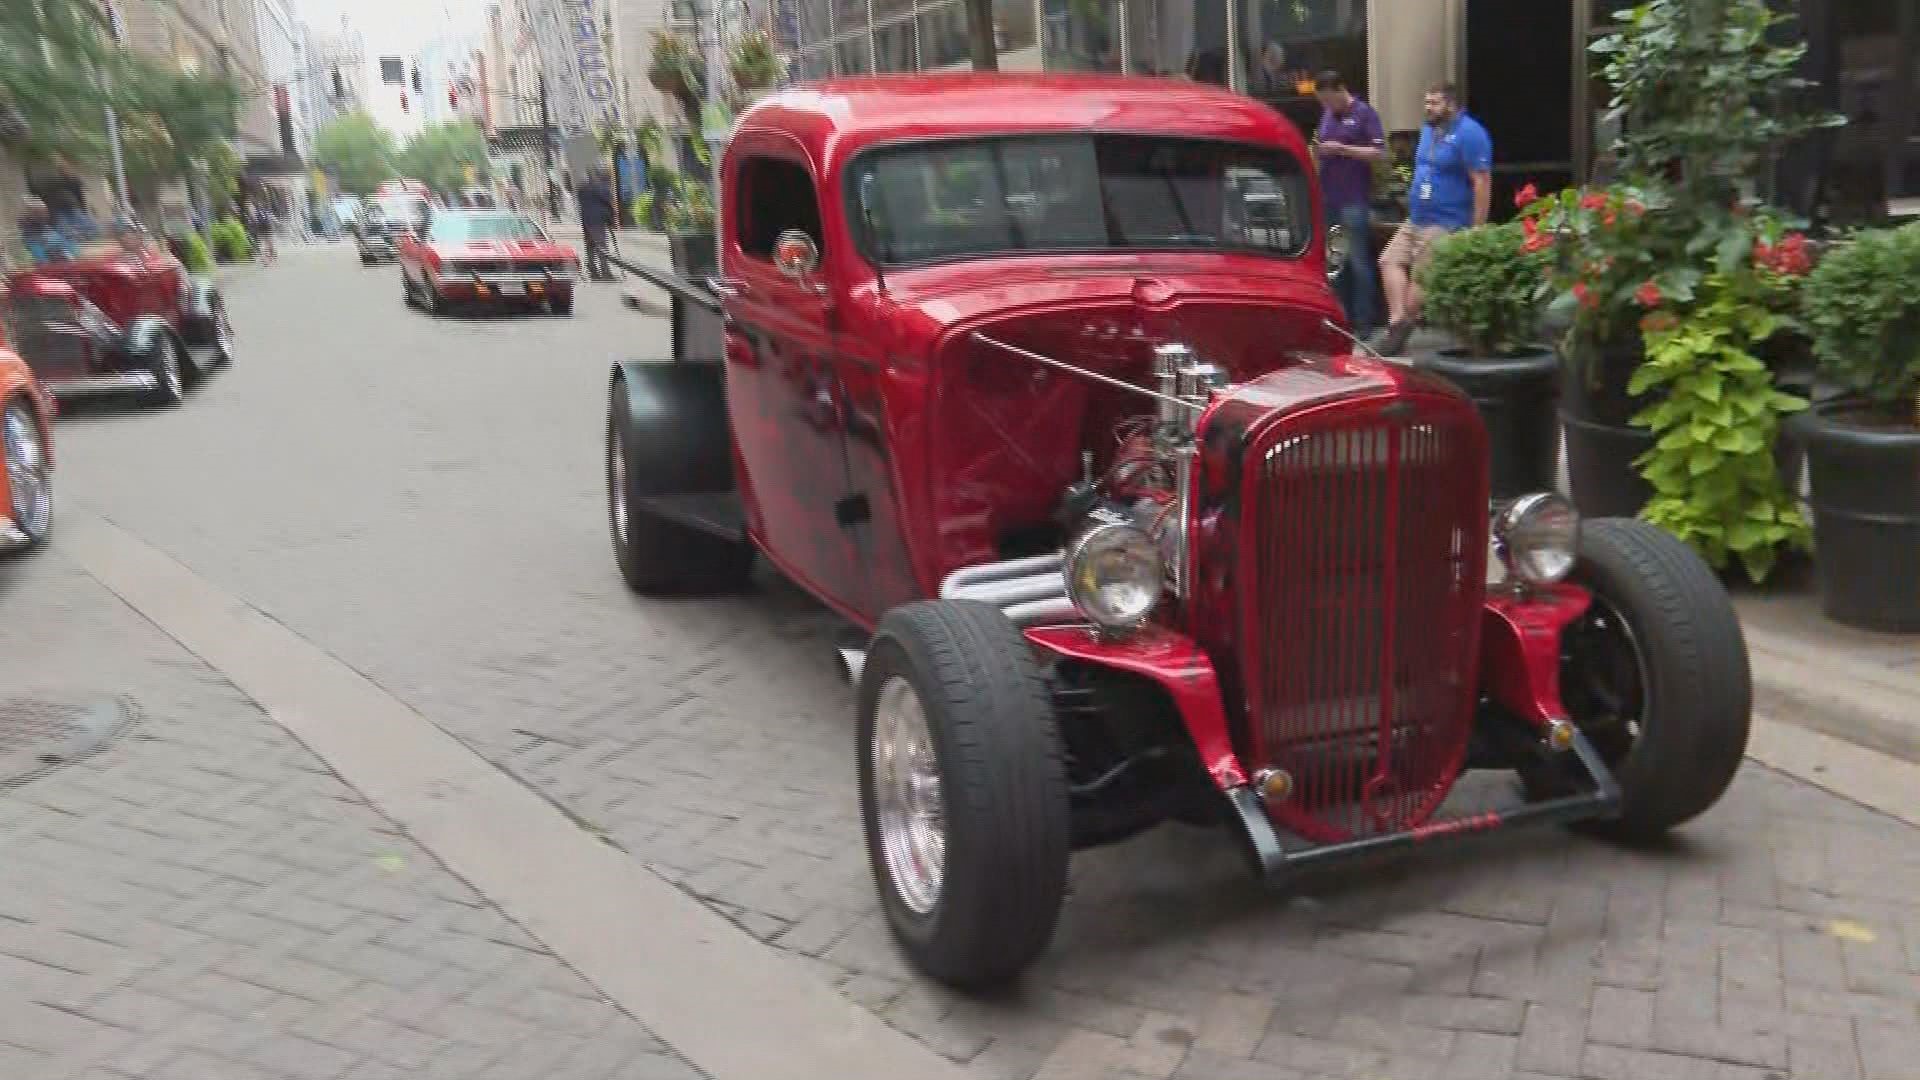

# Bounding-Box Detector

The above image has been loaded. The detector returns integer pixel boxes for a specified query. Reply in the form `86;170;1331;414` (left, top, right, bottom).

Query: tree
964;0;998;71
397;121;488;197
115;64;244;203
313;113;398;196
0;0;116;168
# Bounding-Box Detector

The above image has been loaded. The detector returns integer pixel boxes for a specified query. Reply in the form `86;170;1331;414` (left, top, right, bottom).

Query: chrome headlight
1325;223;1350;280
1065;520;1164;631
1494;493;1581;584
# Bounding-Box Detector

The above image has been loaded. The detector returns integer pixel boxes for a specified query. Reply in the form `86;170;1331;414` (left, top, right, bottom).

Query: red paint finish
1481;583;1592;728
1231;383;1489;843
1024;624;1248;790
8;241;187;333
717;76;1342;624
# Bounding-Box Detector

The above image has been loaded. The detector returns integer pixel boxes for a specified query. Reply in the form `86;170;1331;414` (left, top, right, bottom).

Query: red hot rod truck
604;75;1752;987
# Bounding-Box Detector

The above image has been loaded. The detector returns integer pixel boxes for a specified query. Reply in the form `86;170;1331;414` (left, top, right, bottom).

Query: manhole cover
0;696;134;786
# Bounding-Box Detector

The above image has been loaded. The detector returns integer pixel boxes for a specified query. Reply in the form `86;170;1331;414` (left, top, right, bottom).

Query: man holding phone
1311;70;1386;339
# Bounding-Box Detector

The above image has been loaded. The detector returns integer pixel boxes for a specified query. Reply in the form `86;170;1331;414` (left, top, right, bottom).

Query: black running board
1231;727;1623;884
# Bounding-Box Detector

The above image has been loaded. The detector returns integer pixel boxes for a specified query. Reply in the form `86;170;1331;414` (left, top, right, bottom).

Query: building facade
774;0;1913;226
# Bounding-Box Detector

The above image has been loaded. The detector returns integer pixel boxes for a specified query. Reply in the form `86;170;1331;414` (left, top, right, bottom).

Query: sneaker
1376;318;1415;357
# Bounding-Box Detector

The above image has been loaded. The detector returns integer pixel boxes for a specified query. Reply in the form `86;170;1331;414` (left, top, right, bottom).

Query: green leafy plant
175;230;213;271
1628;268;1811;582
1416;222;1551;356
662;177;713;235
209;217;250;262
647;30;705;119
729;29;783;92
1799;223;1920;427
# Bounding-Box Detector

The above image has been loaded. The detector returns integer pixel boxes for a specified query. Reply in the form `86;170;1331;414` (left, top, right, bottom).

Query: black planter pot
1558;337;1651;518
1789;403;1920;632
669;231;717;277
1416;345;1562;501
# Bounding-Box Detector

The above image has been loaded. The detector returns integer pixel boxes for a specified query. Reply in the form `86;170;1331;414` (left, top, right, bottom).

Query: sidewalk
0;551;701;1079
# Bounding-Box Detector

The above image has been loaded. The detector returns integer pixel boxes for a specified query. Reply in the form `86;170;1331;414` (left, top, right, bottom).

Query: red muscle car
398;208;581;316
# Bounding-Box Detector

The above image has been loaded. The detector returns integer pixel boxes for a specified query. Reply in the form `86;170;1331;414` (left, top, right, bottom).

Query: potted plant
1794;223;1920;631
729;30;782;103
663;176;716;276
648;30;706;121
1414;220;1559;500
1534;0;1841;532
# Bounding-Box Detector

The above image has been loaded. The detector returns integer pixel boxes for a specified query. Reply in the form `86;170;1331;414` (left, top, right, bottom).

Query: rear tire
1530;518;1752;841
605;379;753;594
858;601;1070;988
550;291;574;316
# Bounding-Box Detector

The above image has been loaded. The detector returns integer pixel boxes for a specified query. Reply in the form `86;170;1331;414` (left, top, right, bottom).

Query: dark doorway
1466;0;1576;219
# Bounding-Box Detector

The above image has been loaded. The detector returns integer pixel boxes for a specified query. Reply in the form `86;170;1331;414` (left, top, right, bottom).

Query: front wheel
858;601;1070;987
2;401;51;549
147;336;184;407
1532;518;1752;841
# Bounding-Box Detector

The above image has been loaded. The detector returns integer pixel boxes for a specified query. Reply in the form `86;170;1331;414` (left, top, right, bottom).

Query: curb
1744;621;1920;766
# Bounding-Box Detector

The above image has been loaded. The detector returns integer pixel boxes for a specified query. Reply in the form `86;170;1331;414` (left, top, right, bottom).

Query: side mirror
773;228;821;281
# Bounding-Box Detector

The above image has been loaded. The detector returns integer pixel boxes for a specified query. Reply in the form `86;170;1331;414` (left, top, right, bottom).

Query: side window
736;155;823;262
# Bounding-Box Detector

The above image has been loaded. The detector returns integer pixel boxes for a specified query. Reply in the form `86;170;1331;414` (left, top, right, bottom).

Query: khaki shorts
1380;222;1455;275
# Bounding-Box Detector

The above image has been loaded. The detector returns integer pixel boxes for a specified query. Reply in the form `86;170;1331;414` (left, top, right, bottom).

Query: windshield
848;134;1312;266
367;196;427;221
427;212;545;243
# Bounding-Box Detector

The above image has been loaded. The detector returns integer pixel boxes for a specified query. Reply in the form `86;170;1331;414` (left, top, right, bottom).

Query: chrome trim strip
47;373;159;394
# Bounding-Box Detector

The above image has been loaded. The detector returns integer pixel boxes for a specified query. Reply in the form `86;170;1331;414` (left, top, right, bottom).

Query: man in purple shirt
1312;71;1386;337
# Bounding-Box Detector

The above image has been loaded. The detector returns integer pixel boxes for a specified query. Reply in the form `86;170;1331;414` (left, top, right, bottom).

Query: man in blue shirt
1377;82;1492;356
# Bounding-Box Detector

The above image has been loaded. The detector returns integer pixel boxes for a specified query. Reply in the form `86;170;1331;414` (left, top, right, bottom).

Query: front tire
2;400;51;549
1537;518;1752;841
146;336;184;407
858;601;1070;987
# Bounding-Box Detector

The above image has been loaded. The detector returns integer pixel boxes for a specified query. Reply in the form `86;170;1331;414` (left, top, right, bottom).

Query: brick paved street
0;543;701;1077
24;238;1920;1079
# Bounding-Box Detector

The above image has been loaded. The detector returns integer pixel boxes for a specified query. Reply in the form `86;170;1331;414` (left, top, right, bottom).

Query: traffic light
330;69;343;98
448;87;458;109
400;91;409;113
411;67;422;93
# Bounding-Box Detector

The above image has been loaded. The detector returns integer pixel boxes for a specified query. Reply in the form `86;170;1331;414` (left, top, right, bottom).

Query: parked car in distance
399;208;580;316
0;331;55;552
4;232;232;407
603;74;1755;988
357;192;432;264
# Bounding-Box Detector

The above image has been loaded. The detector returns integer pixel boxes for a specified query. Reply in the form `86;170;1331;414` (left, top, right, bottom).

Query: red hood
866;252;1348;376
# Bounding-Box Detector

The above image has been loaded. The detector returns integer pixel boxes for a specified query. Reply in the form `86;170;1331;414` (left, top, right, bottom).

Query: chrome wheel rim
214;302;234;357
873;676;944;915
4;406;49;536
607;416;627;548
159;340;181;397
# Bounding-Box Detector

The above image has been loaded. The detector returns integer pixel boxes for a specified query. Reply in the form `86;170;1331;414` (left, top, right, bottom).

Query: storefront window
837;34;873;74
875;16;918;71
918;0;970;69
995;0;1039;57
1824;0;1918;219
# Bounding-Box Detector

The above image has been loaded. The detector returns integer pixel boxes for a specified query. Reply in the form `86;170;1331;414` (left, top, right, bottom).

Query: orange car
0;340;55;552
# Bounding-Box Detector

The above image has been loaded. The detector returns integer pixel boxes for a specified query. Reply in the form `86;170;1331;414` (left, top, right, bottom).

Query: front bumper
44;372;158;397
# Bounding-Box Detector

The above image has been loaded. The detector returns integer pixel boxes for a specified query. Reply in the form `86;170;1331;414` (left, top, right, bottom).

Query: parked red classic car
4;233;232;407
604;75;1753;987
398;208;580;315
0;334;54;552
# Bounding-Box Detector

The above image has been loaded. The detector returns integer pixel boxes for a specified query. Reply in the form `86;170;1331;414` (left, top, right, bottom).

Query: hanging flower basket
729;30;783;93
648;30;706;109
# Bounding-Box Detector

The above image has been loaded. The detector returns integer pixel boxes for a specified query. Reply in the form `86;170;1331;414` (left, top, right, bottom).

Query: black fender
609;360;735;496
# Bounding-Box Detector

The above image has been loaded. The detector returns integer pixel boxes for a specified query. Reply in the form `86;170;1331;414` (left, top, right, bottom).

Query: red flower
1523;230;1553;254
1634;281;1662;307
1624;199;1647;216
1754;233;1813;277
1572;282;1597;309
1639;312;1678;334
1603;210;1618;227
1580;192;1608;211
1515;183;1540;209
